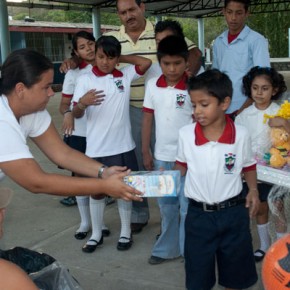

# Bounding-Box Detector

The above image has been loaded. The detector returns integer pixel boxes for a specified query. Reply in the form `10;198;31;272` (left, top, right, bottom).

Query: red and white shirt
143;74;193;162
176;115;256;204
73;65;143;158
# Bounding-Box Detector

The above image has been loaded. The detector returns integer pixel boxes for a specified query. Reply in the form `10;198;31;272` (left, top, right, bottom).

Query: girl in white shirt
235;66;287;262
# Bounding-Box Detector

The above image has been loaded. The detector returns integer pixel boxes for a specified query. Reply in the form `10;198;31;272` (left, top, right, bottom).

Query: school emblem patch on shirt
115;80;124;92
176;94;186;108
224;153;236;174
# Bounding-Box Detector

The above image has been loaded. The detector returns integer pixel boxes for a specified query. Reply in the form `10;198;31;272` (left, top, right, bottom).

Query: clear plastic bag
268;185;290;237
30;261;83;290
0;247;83;290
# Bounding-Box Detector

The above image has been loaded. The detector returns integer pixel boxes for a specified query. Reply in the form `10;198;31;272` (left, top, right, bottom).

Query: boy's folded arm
119;54;152;74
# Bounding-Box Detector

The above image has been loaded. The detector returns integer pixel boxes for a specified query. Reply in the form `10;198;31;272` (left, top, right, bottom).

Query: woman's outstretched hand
102;167;143;201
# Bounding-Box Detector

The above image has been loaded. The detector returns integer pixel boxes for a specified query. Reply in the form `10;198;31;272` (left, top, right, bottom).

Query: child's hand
62;112;74;136
142;152;154;171
245;189;260;218
80;89;105;107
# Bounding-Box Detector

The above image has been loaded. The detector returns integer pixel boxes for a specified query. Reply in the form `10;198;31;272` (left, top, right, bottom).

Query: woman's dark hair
243;66;287;100
187;69;233;103
96;35;121;58
0;49;53;95
157;35;188;63
155;20;185;39
72;30;95;51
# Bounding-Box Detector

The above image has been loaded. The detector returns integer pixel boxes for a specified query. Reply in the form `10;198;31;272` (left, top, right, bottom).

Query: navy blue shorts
241;182;272;202
63;135;86;153
59;135;86;171
184;203;258;290
93;149;139;171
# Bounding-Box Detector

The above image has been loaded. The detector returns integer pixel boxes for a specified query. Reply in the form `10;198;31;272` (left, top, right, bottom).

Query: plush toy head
270;127;290;150
264;101;290;168
268;127;290;168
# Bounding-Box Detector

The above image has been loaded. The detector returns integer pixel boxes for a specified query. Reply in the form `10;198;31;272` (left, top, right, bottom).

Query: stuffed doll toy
264;101;290;168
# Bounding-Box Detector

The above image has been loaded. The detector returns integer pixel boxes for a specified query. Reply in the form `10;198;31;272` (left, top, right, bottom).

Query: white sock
87;197;105;245
76;196;90;233
117;199;132;241
257;223;271;253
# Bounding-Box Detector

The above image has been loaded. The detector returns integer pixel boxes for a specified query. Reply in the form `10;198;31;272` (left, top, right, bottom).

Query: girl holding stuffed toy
235;66;287;262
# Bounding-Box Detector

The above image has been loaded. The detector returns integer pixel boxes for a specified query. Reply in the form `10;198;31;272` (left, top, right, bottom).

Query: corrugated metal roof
7;0;290;18
8;19;118;30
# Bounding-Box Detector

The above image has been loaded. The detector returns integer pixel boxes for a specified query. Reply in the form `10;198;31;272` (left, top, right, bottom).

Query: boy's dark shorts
58;135;86;170
63;135;86;153
184;201;258;290
93;149;138;170
241;182;272;202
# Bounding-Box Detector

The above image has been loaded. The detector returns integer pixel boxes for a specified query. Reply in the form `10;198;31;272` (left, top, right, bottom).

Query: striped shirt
105;19;197;108
105;19;156;108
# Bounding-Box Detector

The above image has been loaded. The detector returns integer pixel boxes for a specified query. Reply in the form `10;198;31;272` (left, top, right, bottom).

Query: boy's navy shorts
241;182;272;202
93;149;138;170
184;201;258;290
59;135;86;171
64;135;86;153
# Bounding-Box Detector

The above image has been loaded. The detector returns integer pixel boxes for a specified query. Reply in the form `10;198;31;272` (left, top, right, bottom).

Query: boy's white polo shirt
143;74;193;162
176;116;256;204
62;62;92;137
73;65;142;158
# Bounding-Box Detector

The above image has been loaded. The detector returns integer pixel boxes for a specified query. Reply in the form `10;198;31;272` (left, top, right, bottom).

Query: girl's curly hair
243;66;287;100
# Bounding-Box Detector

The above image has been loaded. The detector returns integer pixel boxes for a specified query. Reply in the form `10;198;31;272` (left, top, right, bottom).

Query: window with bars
25;32;66;62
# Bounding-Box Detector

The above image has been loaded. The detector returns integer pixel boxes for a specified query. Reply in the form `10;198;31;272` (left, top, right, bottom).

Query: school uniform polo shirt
235;102;280;155
105;20;157;108
62;62;92;137
212;25;270;113
176;115;256;204
72;65;142;158
0;95;51;180
144;39;199;86
143;74;193;162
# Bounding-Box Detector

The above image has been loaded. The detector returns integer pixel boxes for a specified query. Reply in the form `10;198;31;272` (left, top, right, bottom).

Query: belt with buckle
189;194;245;212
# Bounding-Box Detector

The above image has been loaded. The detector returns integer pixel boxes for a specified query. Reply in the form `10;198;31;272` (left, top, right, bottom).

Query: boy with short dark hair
175;69;260;290
142;35;193;264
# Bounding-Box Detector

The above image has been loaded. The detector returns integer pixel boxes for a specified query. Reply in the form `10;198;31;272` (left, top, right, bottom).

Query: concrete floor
1;74;290;289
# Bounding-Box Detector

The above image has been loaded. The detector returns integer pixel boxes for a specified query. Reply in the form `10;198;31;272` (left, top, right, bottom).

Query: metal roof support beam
198;18;205;58
92;6;101;40
289;28;290;58
0;0;11;62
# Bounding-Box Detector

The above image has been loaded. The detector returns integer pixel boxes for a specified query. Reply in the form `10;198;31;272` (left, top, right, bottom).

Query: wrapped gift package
124;170;180;197
257;164;290;188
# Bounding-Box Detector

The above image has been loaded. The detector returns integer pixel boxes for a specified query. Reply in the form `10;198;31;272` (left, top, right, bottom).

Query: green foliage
248;12;289;57
101;12;120;26
8;5;290;57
